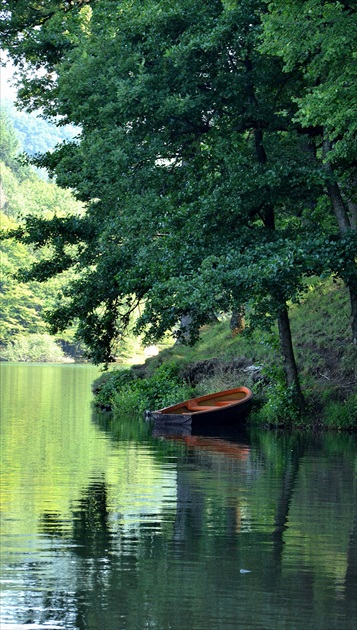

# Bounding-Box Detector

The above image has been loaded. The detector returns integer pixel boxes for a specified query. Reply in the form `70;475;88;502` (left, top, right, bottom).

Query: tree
0;107;31;179
0;114;84;353
0;213;47;343
0;108;20;166
2;0;354;407
261;0;357;343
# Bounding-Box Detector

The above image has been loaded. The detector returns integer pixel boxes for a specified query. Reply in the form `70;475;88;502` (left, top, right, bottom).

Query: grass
93;278;357;430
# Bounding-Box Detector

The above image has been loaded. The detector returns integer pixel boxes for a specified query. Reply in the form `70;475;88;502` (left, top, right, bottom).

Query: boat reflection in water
152;421;251;461
151;420;252;542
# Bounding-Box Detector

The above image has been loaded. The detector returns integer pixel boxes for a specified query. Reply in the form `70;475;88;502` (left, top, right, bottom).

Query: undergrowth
92;279;356;430
94;362;194;417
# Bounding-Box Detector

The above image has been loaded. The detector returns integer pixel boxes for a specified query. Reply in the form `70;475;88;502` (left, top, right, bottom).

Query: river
0;363;356;630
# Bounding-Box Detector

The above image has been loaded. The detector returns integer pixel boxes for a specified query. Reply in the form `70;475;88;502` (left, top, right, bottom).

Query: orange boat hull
149;387;253;425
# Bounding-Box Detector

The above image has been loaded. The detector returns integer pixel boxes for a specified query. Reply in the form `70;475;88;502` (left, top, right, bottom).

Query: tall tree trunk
323;135;357;344
254;127;304;405
277;306;305;410
230;306;245;336
323;137;351;233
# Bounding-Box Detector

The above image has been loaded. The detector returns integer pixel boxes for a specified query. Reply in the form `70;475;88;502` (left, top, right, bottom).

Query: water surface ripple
1;364;356;630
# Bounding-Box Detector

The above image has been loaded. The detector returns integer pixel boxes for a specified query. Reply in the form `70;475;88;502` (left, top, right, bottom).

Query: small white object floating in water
240;569;251;573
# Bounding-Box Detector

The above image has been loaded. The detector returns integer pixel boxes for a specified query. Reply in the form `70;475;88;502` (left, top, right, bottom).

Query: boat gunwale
152;386;253;416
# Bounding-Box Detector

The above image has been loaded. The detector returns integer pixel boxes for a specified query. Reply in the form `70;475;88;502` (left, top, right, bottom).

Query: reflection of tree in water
33;432;357;630
40;511;68;538
72;479;112;557
37;480;114;629
40;480;113;555
271;436;306;573
171;442;250;545
91;409;152;443
172;458;205;543
345;511;357;620
70;480;116;629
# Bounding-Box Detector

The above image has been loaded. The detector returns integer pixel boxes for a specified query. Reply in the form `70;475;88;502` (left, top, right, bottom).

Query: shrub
1;334;72;363
113;362;195;418
249;367;303;426
92;368;137;410
323;394;357;431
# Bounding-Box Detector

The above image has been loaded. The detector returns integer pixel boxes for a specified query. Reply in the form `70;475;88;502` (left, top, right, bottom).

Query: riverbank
93;279;356;431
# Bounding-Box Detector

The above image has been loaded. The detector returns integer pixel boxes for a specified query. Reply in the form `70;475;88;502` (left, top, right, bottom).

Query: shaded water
0;364;356;630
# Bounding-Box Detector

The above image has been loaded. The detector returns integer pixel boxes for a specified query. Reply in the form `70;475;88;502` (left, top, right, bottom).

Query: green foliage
1;0;356;400
249;365;303;426
93;362;194;417
1;162;24;218
323;394;357;432
0;0;323;365
0;108;20;168
0;207;79;348
92;368;138;411
125;362;194;413
1;333;71;362
1;212;48;341
194;365;251;398
91;279;353;428
0;108;31;179
261;0;357;164
112;387;144;419
0;115;85;356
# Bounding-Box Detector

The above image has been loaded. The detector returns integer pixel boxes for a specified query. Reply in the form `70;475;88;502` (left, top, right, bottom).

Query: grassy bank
93;279;357;431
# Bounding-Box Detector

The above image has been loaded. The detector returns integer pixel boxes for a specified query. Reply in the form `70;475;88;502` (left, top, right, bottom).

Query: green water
0;363;356;630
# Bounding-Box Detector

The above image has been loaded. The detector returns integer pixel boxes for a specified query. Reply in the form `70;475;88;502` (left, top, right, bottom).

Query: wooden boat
148;386;253;425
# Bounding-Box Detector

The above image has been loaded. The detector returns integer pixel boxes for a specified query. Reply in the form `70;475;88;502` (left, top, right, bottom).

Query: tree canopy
261;0;357;166
1;0;356;398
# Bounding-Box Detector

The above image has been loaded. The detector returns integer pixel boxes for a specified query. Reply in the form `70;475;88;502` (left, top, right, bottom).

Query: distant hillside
0;109;84;361
2;98;78;157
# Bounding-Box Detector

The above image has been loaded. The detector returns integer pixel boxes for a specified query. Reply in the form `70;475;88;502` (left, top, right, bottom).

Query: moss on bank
93;279;357;431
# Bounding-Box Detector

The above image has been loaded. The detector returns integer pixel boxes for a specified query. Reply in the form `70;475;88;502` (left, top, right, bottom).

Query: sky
0;52;17;102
